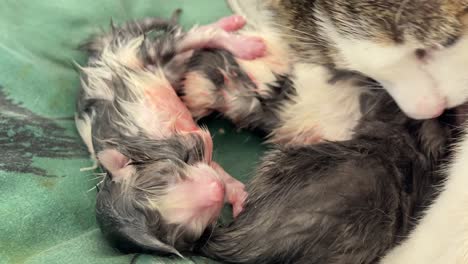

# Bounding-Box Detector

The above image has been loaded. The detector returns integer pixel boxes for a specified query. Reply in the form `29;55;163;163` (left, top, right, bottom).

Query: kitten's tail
197;227;256;263
196;217;275;264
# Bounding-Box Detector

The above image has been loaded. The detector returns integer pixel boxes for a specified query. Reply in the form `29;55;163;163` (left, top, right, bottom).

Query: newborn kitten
196;90;455;264
75;11;261;256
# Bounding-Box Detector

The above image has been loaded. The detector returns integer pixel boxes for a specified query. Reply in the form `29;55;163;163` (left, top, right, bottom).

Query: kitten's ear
97;149;133;179
95;184;183;258
118;226;183;258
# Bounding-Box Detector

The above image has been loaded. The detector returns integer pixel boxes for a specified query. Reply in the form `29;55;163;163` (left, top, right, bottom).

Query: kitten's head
94;135;225;256
319;0;468;119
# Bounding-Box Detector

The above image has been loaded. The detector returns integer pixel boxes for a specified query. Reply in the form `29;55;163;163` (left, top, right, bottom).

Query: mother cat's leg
380;127;468;264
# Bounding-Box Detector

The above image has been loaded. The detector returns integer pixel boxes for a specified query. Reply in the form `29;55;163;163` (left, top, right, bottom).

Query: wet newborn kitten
178;45;455;263
195;89;455;264
221;1;468;262
75;11;262;256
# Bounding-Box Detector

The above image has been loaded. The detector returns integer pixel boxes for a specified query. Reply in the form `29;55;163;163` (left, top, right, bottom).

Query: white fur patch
271;63;364;144
79;65;114;101
317;12;468;119
79;36;145;101
426;33;468;108
100;35;144;70
182;71;218;119
119;69;176;139
79;40;183;140
75;113;98;171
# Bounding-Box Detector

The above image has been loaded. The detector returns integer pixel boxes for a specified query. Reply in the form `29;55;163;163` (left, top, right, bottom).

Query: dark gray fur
197;91;455;264
76;11;213;256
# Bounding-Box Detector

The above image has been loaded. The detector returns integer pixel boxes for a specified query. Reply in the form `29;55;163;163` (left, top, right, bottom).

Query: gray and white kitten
74;11;262;256
197;89;455;264
180;47;456;264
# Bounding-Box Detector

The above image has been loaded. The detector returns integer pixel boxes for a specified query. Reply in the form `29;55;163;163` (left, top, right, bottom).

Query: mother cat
232;0;468;120
229;0;468;263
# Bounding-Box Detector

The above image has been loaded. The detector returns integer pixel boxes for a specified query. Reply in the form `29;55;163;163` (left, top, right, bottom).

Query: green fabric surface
0;1;265;263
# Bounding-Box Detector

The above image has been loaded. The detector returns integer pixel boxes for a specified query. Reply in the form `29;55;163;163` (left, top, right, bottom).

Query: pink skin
415;96;446;119
211;162;248;218
162;164;226;226
145;83;215;162
145;86;199;133
96;15;255;229
144;74;247;219
97;149;135;181
215;15;246;32
178;15;266;60
170;162;247;220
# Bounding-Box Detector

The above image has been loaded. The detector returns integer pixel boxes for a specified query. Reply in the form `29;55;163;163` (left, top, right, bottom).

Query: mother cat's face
321;0;468;119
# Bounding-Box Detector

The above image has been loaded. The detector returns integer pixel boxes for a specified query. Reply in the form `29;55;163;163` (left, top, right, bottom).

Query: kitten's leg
177;15;266;60
181;53;292;134
380;130;468;264
211;162;247;218
180;29;294;133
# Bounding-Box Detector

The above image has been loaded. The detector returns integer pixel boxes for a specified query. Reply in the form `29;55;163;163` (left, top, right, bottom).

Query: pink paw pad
232;191;248;218
225;35;266;60
216;15;246;32
210;161;249;217
226;181;248;218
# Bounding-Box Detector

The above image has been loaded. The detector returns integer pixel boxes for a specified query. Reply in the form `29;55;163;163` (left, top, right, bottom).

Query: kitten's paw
226;35;266;60
210;161;248;217
180;71;218;119
226;180;248;218
215;15;246;32
183;16;265;60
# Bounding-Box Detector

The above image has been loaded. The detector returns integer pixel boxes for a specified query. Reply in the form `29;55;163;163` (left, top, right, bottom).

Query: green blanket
0;1;265;263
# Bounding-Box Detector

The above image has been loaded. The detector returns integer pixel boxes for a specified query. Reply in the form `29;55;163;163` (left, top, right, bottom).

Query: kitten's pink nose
414;96;446;119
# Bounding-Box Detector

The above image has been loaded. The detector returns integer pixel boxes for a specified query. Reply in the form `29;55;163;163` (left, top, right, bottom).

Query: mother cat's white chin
380;124;468;264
